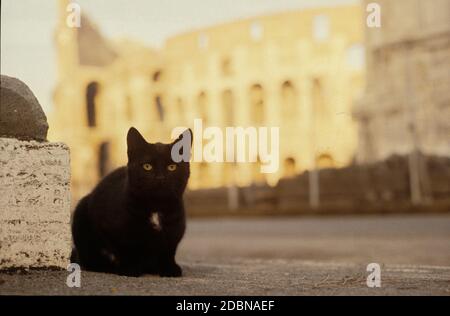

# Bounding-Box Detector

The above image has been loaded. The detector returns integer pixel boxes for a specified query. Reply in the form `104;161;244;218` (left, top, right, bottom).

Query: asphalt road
179;214;450;266
1;214;449;295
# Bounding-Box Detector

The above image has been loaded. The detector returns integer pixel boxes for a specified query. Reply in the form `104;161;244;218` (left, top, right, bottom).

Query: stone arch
221;57;232;76
283;157;296;177
222;89;234;126
249;84;264;125
316;153;334;169
281;80;297;118
98;141;111;178
152;70;162;82
86;81;99;127
197;91;209;123
312;78;326;120
154;95;164;121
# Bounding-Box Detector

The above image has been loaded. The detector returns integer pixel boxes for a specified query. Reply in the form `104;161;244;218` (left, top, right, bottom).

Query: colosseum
49;0;365;201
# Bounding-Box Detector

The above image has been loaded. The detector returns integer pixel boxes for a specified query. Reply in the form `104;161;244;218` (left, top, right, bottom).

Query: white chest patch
150;212;162;231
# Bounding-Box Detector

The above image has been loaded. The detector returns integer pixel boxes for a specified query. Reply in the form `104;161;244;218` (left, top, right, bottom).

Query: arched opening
312;78;326;120
197;92;208;124
283;157;296;177
222;89;234;126
152;70;162;82
86;81;99;127
281;81;297;118
154;95;164;121
98;141;111;178
221;58;232;76
249;84;264;125
316;153;334;169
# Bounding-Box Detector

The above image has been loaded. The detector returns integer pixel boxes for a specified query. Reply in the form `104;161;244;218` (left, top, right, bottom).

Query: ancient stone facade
354;0;450;163
49;1;364;200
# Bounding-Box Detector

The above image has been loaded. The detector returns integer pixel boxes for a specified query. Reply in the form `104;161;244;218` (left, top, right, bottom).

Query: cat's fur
70;127;191;277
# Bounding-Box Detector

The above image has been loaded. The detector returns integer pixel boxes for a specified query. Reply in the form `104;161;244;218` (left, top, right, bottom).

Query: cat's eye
167;164;177;171
142;163;152;171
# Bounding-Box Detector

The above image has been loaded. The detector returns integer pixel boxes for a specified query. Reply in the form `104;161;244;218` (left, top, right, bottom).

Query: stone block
0;137;71;269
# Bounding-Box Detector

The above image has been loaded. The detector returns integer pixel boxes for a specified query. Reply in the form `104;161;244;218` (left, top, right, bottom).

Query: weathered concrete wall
0;138;71;269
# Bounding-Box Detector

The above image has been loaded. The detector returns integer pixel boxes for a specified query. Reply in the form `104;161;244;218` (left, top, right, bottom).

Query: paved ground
180;214;450;266
1;214;450;295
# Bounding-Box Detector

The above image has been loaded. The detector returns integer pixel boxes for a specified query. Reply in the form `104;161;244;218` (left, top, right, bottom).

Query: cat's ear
171;128;192;162
127;127;147;158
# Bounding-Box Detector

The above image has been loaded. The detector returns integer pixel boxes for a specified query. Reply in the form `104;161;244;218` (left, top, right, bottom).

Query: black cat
70;127;192;277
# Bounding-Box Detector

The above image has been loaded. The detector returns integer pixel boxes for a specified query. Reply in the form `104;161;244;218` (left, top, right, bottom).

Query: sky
1;0;358;114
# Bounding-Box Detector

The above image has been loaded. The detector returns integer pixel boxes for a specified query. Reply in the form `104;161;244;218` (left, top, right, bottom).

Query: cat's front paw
159;263;182;277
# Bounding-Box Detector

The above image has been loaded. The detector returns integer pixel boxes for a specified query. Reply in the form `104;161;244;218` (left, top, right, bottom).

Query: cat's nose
155;175;165;180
